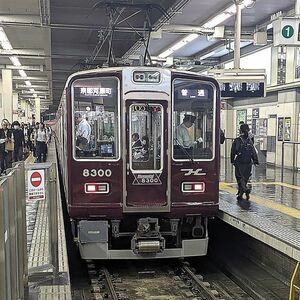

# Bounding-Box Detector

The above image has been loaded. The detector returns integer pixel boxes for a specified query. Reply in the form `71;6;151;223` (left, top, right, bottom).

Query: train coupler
131;217;165;254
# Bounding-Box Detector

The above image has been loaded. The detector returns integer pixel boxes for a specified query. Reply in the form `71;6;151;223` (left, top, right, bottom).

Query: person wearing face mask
12;121;25;162
35;122;49;163
0;120;12;174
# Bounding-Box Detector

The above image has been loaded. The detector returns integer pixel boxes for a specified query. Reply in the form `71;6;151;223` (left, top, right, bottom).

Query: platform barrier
289;262;300;300
25;162;60;282
0;162;28;300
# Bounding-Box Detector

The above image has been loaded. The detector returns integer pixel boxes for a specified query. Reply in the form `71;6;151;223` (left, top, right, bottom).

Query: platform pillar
12;93;18;122
35;97;40;123
270;46;278;86
2;69;13;123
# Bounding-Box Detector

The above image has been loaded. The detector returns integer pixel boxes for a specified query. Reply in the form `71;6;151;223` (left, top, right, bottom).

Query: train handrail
281;141;300;182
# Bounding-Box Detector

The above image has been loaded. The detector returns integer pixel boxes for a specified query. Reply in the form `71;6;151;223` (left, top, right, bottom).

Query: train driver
75;113;91;150
176;114;203;148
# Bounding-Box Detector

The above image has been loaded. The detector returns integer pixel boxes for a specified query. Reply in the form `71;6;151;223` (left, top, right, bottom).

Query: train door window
172;79;216;161
72;77;120;160
129;104;163;171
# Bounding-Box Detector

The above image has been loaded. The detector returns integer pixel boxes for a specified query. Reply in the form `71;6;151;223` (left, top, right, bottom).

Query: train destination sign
76;87;113;97
27;169;45;201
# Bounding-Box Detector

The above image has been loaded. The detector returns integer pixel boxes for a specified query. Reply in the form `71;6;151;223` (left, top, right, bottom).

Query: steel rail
102;267;119;300
181;264;227;300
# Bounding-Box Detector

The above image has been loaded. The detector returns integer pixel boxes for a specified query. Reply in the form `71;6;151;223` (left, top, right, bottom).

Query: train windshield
173;78;215;161
129;104;163;172
72;77;120;160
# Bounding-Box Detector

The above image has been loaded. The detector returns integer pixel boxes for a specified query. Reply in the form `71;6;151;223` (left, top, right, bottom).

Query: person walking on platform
35;122;49;163
231;124;259;201
12;121;25;162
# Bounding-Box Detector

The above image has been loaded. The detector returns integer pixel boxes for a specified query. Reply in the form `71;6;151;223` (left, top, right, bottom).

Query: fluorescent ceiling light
203;4;236;28
18;70;27;77
29;88;35;92
267;23;273;30
0;27;12;50
200;51;217;60
9;56;21;67
25;80;32;86
159;33;198;58
158;0;255;59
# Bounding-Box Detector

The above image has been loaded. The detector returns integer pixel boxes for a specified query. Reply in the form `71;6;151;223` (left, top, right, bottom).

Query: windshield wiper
174;137;194;163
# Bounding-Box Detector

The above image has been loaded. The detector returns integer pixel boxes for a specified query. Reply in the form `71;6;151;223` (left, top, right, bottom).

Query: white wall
225;47;272;85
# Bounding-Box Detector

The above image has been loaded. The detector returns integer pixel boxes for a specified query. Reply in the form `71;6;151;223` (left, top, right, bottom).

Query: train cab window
173;79;215;161
72;77;120;160
129;104;163;171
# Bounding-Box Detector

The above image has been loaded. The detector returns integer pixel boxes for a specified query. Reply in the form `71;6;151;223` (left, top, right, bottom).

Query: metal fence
0;161;28;300
26;162;59;284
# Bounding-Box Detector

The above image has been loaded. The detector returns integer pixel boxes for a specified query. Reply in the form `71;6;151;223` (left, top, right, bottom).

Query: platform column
222;101;235;158
35;97;40;123
2;69;13;123
20;100;27;123
12;93;18;122
270;46;278;86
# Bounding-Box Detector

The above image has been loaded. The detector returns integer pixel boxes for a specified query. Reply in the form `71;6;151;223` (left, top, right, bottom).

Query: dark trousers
234;163;252;195
36;141;47;163
0;150;8;173
13;146;23;162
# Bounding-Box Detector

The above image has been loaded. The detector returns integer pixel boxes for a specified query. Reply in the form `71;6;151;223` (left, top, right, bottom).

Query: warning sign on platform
27;169;45;201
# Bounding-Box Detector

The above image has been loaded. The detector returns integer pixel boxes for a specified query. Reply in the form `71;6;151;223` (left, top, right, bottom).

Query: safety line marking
222;181;300;190
219;182;300;219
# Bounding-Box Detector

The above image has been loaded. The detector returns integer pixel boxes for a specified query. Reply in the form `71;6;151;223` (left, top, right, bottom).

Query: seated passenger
175;114;203;148
141;135;149;161
132;133;143;160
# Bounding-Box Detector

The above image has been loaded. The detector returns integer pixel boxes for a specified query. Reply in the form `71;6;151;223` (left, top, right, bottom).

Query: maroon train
55;66;220;259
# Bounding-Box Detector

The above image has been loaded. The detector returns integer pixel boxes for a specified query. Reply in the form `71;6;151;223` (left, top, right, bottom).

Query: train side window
172;79;216;161
72;77;120;160
129;104;163;172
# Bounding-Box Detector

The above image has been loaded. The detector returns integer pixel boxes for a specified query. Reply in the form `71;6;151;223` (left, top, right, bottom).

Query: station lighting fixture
18;70;27;77
0;27;35;90
158;0;256;59
9;56;21;67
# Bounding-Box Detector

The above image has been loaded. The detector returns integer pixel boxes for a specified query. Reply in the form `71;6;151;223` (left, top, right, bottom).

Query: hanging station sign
273;17;300;47
209;69;267;98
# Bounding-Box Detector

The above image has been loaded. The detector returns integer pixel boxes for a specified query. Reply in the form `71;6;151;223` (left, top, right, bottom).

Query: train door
123;100;170;212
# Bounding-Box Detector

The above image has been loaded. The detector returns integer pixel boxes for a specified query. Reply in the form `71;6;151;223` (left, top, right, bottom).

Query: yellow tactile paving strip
220;182;300;219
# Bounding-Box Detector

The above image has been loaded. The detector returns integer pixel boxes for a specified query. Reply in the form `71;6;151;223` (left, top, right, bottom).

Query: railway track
85;259;238;300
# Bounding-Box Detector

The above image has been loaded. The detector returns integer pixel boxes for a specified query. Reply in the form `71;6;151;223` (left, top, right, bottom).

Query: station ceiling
0;0;296;113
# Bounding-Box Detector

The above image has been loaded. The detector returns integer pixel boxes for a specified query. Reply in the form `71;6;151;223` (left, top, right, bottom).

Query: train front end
65;67;220;259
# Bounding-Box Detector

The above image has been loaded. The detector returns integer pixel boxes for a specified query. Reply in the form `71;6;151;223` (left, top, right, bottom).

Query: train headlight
85;183;109;194
181;182;205;193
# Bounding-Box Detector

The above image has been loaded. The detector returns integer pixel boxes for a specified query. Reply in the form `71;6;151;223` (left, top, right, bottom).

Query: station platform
219;162;300;262
26;143;71;299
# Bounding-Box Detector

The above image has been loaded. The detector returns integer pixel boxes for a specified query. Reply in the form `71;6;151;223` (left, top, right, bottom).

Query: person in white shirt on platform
35;122;49;163
176;114;203;148
76;114;91;150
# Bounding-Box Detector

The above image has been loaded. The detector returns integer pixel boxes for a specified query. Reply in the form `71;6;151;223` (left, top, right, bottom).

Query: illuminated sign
177;88;209;100
78;87;112;97
220;82;265;98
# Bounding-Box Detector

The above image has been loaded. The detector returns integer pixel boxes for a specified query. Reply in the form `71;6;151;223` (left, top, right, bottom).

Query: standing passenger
35;123;48;163
12;121;25;162
75;114;91;150
0;121;10;174
231;124;259;201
